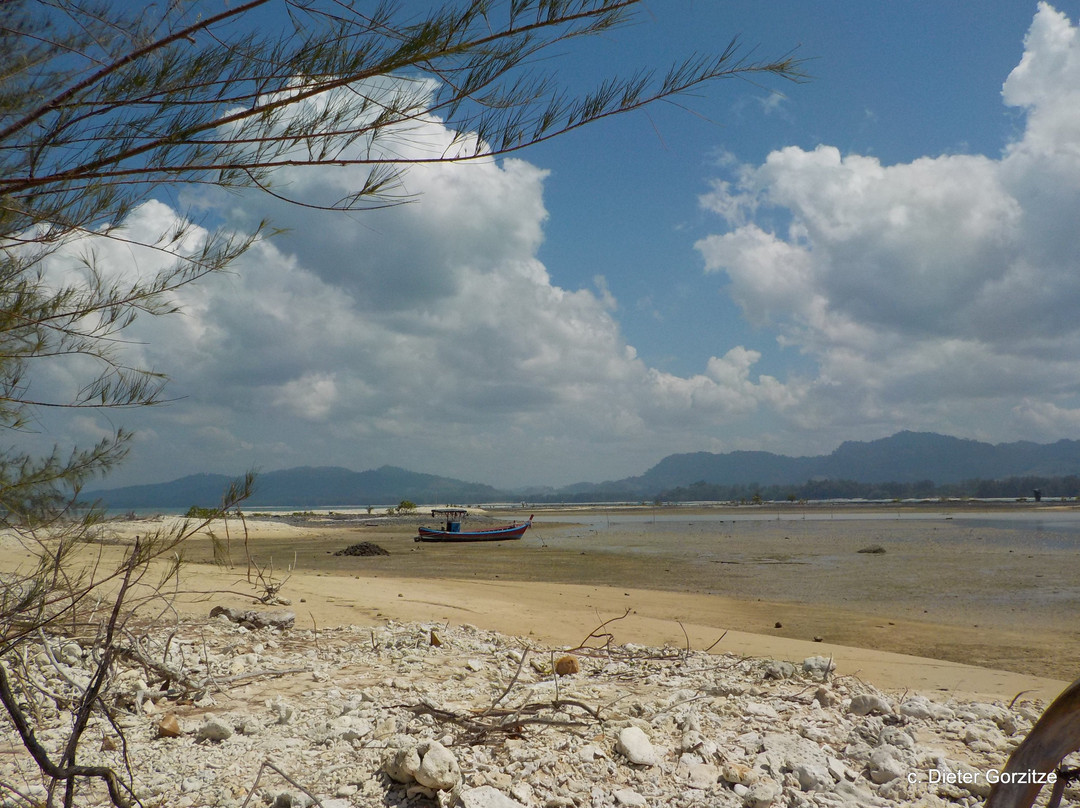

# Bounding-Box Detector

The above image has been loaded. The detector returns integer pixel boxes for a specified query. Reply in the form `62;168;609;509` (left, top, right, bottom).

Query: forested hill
548;432;1080;500
90;432;1080;508
89;466;504;509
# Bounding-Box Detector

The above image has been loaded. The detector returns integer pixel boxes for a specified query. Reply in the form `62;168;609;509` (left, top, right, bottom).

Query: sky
26;0;1080;491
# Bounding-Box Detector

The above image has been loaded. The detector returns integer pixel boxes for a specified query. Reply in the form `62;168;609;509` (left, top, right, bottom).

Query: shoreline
153;503;1080;683
170;564;1070;703
4;503;1075;703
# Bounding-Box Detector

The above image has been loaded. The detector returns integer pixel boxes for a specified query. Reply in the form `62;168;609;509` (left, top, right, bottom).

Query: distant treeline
657;475;1080;503
532;475;1080;504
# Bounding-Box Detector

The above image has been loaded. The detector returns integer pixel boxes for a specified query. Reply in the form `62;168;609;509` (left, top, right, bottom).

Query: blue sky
532;1;1046;378
29;1;1080;490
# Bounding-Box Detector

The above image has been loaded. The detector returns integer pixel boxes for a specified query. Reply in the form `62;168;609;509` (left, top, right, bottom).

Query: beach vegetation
185;505;221;520
396;500;418;513
0;1;804;804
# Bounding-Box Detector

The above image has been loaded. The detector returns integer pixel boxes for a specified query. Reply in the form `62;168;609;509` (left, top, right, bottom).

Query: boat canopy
430;508;468;519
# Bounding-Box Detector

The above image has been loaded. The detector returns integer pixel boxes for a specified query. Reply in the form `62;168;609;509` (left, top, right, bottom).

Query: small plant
396;500;417;514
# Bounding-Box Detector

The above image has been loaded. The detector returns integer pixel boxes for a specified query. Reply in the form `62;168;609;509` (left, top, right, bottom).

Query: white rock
848;693;893;716
802;656;836;678
899;695;953;721
270;697;295;724
613;788;647;806
939;760;992;798
59;642;83;666
460;786;527;808
827;756;853;782
744;779;781;808
879;726;916;751
687;762;719;789
330;715;371;741
270;791;308;808
235;716;262;735
382;744;422;784
763;661;796;679
615;726;659;767
578;743;605;761
414;740;461;790
195;716;233;742
509;783;535;805
743;701;779;719
795;762;832;791
868;746;905;784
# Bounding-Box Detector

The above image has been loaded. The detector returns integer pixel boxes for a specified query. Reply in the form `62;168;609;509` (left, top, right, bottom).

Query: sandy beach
41;502;1075;704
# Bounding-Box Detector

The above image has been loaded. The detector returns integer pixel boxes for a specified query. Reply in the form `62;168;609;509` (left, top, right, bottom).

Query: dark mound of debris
334;542;390;557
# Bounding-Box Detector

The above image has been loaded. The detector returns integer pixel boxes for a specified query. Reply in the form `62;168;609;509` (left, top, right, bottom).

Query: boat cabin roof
430;508;468;518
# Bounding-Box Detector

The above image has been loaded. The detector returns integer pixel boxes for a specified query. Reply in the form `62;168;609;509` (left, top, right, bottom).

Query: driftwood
986;675;1080;807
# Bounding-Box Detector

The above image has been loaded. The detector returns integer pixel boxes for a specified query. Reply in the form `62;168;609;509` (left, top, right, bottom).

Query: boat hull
415;518;531;543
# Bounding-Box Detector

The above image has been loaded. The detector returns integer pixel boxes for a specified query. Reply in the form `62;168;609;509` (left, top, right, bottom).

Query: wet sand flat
168;504;1080;684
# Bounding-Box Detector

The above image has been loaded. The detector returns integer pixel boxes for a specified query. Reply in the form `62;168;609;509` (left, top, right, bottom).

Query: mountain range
89;431;1080;509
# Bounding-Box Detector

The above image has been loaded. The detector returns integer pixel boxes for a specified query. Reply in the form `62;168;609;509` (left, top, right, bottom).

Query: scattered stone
857;545;887;554
460;785;527;808
744;779;781;808
868;746;905;784
763;661;795;679
195;715;233;743
802;655;836;678
813;686;837;707
849;693;894;716
795;762;832;791
271;698;295;725
332;542;390;557
686;762;719;789
615;726;659;767
209;606;295;631
271;791;311;808
383;743;422;784
0;616;1046;808
414;740;461;790
613;788;647;806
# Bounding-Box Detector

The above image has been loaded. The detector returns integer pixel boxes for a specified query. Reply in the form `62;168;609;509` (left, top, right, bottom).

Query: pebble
414;740;462;790
613;787;647;806
849;693;894;716
460;785;527;808
194;715;233;742
615;726;659;767
0;615;1051;808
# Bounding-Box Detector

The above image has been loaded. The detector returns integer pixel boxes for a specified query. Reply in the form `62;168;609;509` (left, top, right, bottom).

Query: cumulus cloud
28;78;790;488
696;2;1080;447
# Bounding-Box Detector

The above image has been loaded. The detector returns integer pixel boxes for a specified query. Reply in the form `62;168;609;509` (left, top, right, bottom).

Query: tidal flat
175;503;1080;682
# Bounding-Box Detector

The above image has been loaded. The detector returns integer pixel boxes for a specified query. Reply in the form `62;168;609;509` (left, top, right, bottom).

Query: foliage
184;505;221;519
396;499;418;513
0;1;803;804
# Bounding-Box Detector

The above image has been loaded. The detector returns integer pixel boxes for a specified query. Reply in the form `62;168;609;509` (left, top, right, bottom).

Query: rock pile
333;542;391;557
0;614;1070;808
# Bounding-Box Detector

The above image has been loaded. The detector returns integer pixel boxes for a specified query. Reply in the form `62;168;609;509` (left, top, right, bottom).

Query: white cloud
24;78;793;488
695;3;1080;450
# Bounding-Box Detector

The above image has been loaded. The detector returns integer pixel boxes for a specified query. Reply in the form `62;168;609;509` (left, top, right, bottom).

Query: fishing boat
415;508;533;542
